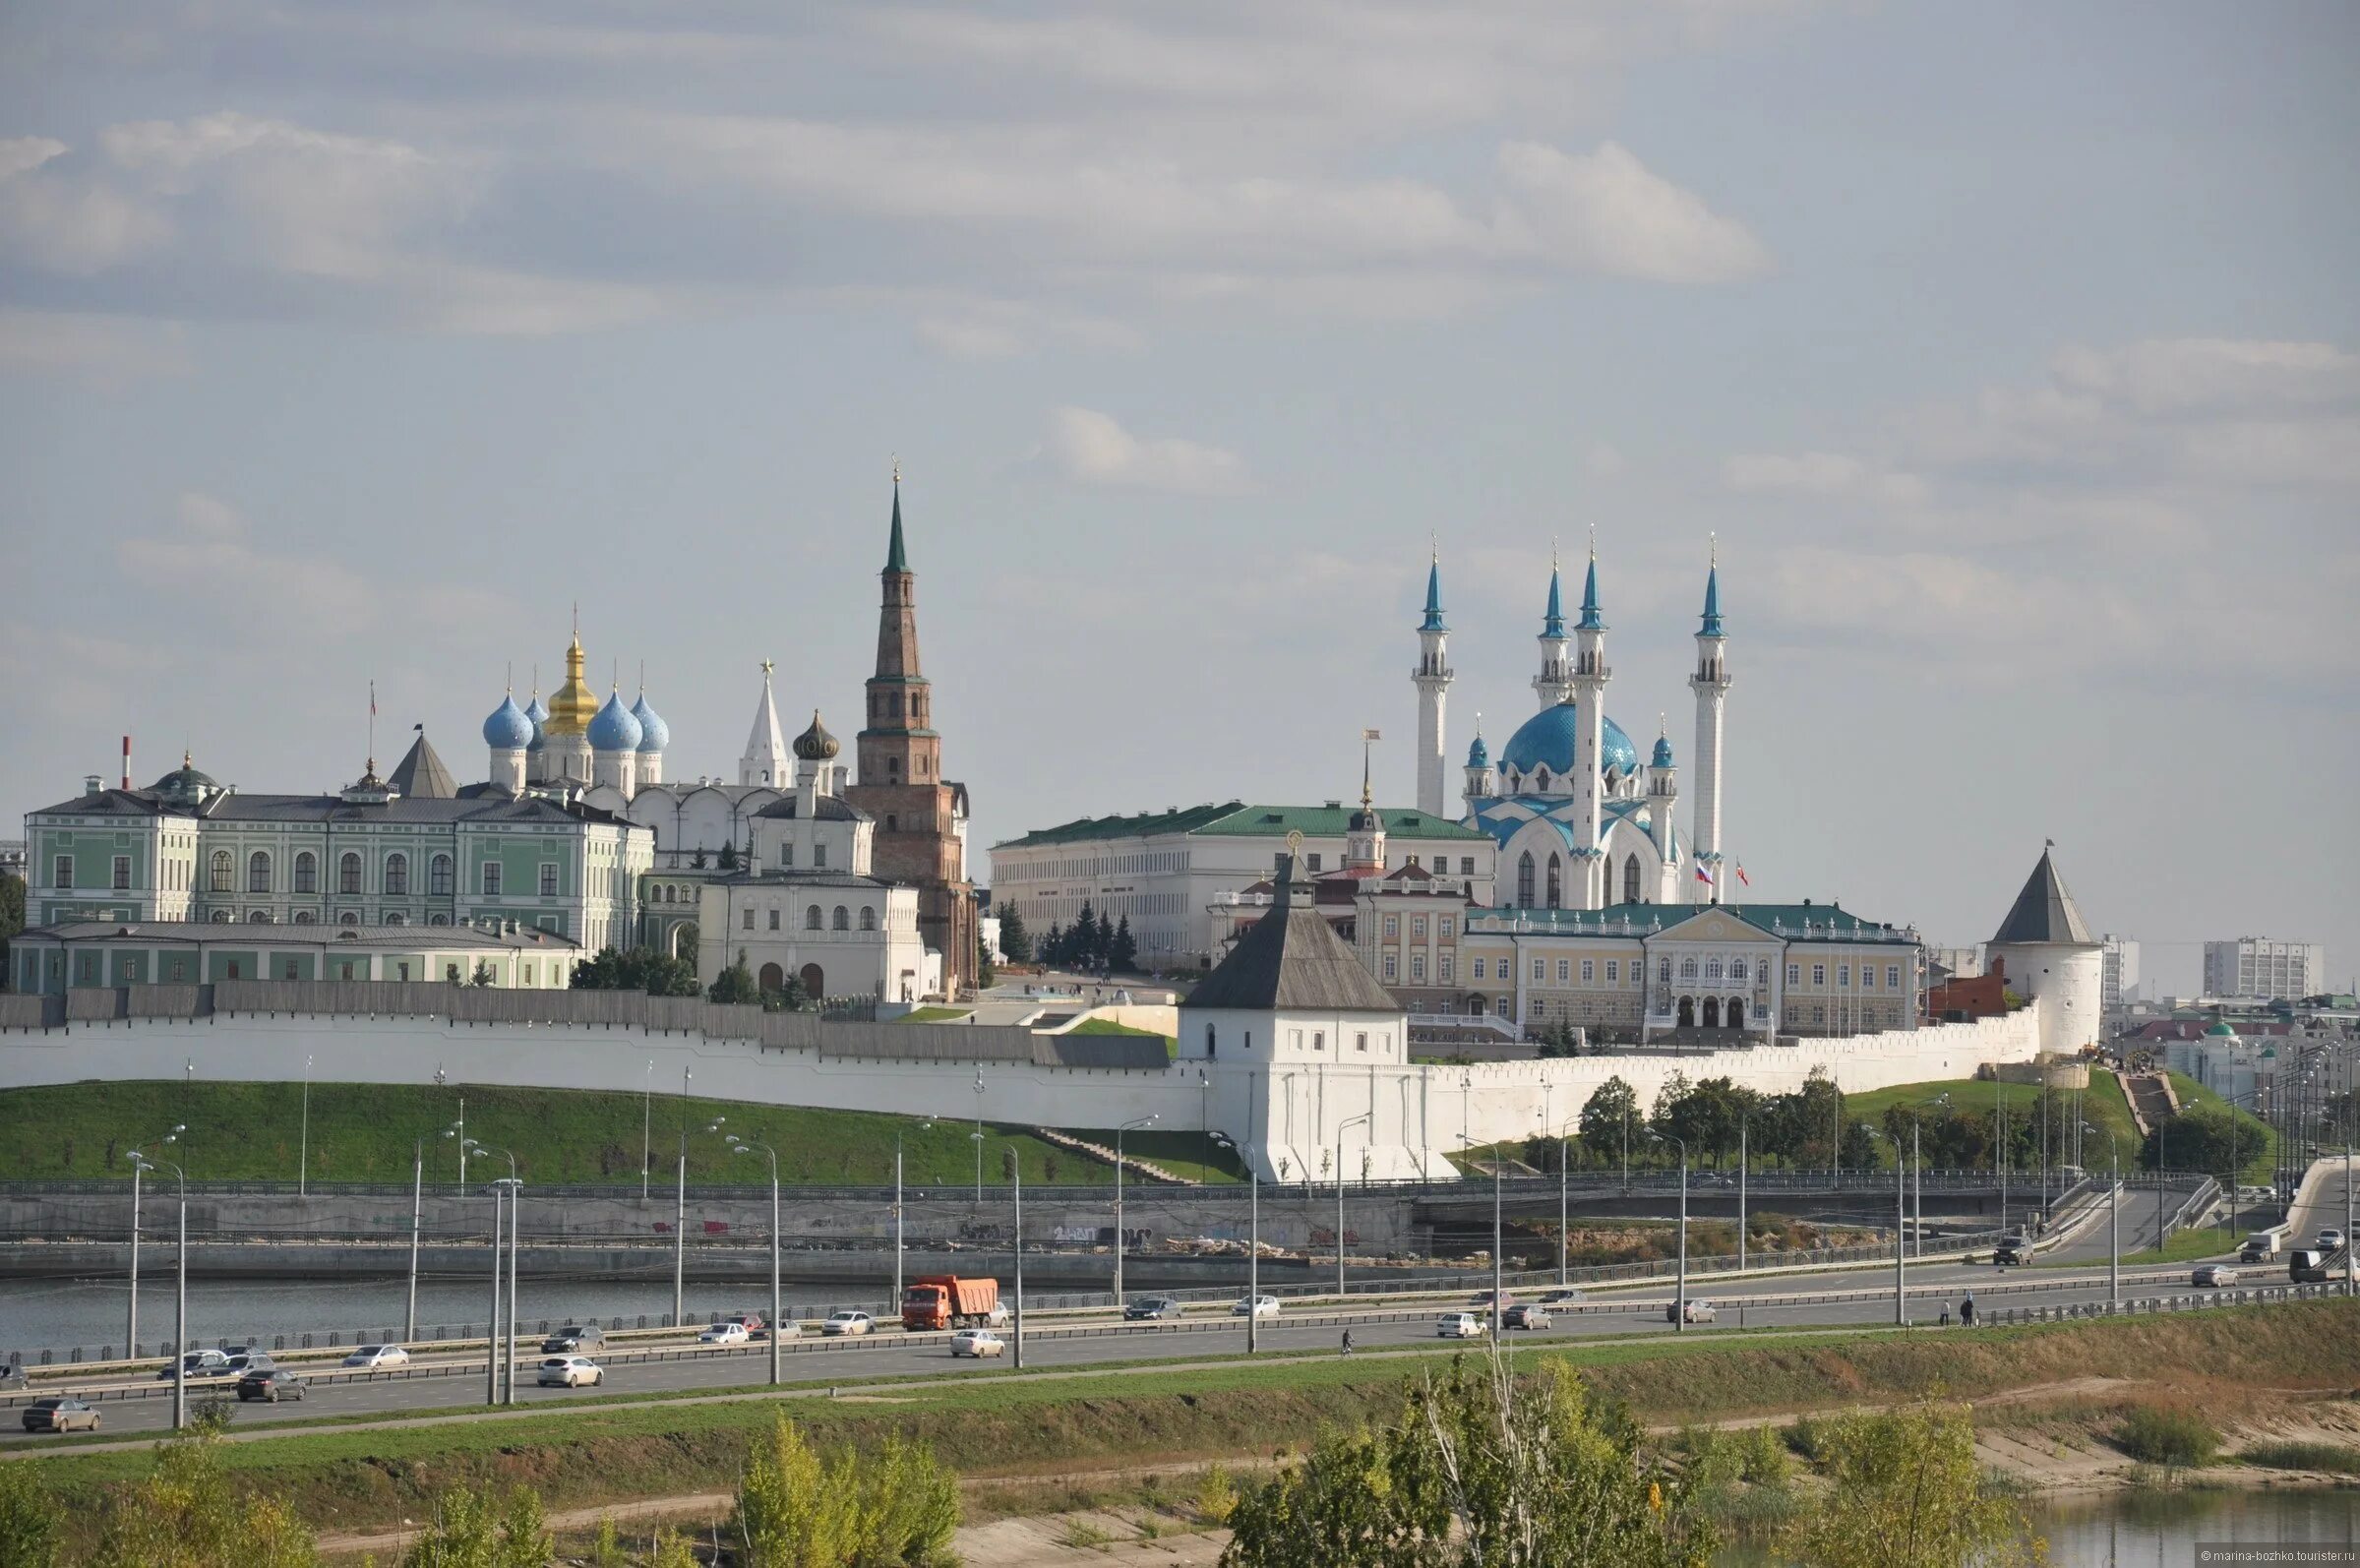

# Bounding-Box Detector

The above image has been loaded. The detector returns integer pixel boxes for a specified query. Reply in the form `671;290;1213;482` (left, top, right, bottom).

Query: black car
21;1396;99;1433
235;1368;306;1403
541;1325;606;1354
1122;1297;1182;1321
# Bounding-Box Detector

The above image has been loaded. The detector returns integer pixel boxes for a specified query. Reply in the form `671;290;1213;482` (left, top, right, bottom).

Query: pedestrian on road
1960;1293;1976;1328
1341;1329;1354;1357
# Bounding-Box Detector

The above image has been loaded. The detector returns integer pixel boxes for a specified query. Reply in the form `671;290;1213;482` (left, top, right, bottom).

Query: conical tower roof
1991;845;2095;945
387;731;456;799
1181;857;1400;1012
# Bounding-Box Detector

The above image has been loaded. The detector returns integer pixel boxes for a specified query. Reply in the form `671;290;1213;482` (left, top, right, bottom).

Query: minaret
1647;716;1678;901
1533;547;1573;709
740;661;790;787
1346;731;1387;874
1569;536;1610;908
1412;548;1452;817
1462;715;1494;817
1689;540;1730;904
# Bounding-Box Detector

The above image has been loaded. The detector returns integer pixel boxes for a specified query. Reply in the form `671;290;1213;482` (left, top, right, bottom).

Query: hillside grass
1844;1071;2145;1169
0;1082;1232;1188
2033;1225;2237;1268
2162;1071;2276;1185
11;1298;2354;1547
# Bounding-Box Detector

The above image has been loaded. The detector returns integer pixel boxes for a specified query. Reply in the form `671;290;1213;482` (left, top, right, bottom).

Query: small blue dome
1498;701;1640;783
631;694;668;753
588;691;642;752
1466;733;1489;769
523;694;549;753
482;695;533;751
1652;735;1674;768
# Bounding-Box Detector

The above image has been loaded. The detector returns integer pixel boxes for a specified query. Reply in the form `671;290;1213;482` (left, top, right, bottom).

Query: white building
2100;933;2141;1010
2204;937;2326;1001
1987;847;2104;1055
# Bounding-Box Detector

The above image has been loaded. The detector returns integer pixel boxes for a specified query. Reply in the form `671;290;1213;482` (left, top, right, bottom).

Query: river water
1722;1486;2358;1565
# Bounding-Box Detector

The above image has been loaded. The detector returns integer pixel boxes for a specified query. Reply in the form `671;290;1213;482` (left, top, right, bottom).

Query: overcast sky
3;2;2354;994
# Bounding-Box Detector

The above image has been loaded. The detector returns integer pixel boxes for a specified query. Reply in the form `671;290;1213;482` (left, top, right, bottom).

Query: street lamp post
642;1058;654;1202
128;1150;187;1426
124;1124;184;1358
484;1177;504;1407
1737;1114;1748;1277
1662;1134;1690;1332
1010;1149;1024;1371
728;1138;784;1385
405;1135;425;1343
1114;1115;1159;1307
972;1070;986;1204
895;1120;932;1315
299;1054;314;1198
1868;1129;1906;1326
1337;1112;1371;1300
675;1066;692;1328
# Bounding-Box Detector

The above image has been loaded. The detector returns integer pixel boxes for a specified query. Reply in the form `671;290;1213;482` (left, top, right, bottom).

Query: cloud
1495;140;1769;283
1038;407;1249;496
1725;450;1926;506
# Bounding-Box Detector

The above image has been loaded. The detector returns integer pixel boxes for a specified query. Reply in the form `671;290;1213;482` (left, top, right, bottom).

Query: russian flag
1695;864;1714;885
1734;862;1750;888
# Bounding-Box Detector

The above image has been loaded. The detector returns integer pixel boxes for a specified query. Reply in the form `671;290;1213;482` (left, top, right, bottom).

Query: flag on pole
1734;862;1750;887
1695;864;1714;885
1362;728;1382;742
369;682;377;718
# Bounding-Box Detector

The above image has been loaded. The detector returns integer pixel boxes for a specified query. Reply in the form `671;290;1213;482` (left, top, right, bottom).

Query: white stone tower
1688;544;1730;904
1569;542;1610;908
1412;552;1453;817
1461;716;1494;816
1533;552;1572;709
1647;718;1679;900
740;660;791;787
1987;844;2104;1055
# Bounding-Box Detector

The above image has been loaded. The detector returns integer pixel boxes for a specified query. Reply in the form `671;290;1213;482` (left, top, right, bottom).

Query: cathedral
1415;541;1731;911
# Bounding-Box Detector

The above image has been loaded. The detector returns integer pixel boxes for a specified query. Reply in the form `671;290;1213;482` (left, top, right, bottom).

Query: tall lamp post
641;1058;654;1201
1736;1109;1749;1277
726;1135;784;1385
128;1152;188;1429
1114;1115;1159;1307
675;1066;692;1328
1009;1146;1025;1371
2085;1121;2120;1310
124;1124;184;1358
405;1133;426;1343
1214;1135;1257;1354
1866;1129;1906;1326
298;1054;314;1198
1658;1133;1690;1332
972;1070;987;1204
895;1120;933;1314
1336;1112;1371;1299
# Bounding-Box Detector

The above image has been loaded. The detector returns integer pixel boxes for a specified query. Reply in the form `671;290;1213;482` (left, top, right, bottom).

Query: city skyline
3;2;2354;994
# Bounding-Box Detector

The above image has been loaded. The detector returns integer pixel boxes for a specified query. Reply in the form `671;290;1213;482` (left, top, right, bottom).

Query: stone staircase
1031;1126;1199;1186
2121;1071;2180;1138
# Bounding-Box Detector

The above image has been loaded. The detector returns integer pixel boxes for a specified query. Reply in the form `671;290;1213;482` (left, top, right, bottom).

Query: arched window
210;909;232;924
248;909;271;923
292;910;316;925
339;853;362;895
1516;852;1536;907
859;906;877;932
1544;853;1562;909
384;853;408;895
429;914;450;926
247;850;271;893
338;911;359;928
210;851;232;892
832;905;850;931
805;904;822;931
429;854;454;895
1680;956;1698;980
1731;959;1748;983
1658;957;1671;983
1536;767;1550;792
293;852;317;894
1622;854;1641;905
385;912;406;926
1706;956;1723;981
1205;1023;1217;1058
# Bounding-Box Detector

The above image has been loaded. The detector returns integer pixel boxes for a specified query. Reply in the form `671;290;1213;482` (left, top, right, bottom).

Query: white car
1435;1312;1486;1339
820;1310;876;1337
698;1321;751;1345
950;1328;1005;1358
2319;1229;2347;1252
1230;1295;1281;1319
341;1344;409;1368
536;1356;603;1388
1667;1298;1716;1324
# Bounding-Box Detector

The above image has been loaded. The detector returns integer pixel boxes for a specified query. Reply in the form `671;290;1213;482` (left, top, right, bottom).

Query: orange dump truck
901;1275;1001;1331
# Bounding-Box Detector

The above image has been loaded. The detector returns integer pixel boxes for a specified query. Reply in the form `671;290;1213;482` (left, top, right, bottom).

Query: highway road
9;1232;2325;1448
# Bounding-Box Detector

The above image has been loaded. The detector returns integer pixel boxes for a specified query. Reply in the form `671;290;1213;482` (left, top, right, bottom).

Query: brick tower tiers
842;479;978;998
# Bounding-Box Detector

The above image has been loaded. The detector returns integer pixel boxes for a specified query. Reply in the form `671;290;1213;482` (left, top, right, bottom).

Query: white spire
740;659;791;787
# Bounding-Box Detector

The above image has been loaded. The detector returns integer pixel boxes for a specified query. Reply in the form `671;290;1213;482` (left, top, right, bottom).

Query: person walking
1960;1293;1976;1328
1341;1329;1355;1357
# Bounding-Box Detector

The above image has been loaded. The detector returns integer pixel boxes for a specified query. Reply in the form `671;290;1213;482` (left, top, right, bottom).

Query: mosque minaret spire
1568;530;1610;908
1412;543;1453;817
1689;535;1731;904
1533;542;1573;709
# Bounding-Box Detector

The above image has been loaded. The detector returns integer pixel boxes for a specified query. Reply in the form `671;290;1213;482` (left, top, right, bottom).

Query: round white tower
1461;719;1494;816
1986;844;2104;1055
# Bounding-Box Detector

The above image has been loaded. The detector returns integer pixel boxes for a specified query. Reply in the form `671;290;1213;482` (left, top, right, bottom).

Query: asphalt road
6;1235;2297;1448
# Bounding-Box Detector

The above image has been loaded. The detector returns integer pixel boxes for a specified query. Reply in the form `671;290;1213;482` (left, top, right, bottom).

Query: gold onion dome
544;628;599;737
793;709;839;760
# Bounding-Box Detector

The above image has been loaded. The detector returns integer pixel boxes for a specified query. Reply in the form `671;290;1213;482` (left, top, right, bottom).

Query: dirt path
319;1492;736;1560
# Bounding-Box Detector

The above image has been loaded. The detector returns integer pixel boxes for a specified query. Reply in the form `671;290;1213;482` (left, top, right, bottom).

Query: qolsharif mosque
1417;541;1731;910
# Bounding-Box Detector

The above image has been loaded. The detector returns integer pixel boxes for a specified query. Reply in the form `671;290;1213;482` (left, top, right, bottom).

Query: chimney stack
121;735;132;791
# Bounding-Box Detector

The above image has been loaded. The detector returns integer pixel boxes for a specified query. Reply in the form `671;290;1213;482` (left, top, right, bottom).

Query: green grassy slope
0;1081;1238;1186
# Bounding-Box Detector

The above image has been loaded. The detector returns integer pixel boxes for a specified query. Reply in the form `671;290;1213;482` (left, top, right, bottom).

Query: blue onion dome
1652;734;1674;768
587;690;643;752
631;694;669;753
1499;700;1640;781
523;693;549;753
1466;733;1489;768
482;694;533;750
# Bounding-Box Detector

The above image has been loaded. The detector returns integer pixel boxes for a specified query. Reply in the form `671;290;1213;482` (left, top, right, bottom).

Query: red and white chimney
121;735;132;790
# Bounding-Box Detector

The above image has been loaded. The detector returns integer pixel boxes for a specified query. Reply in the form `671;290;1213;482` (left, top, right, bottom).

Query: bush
736;1413;958;1568
2241;1440;2360;1475
2114;1407;2219;1468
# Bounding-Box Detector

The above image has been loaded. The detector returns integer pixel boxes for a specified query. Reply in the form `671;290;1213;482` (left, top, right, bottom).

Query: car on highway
541;1325;605;1354
2319;1229;2347;1252
2240;1234;2281;1263
1470;1290;1511;1307
711;1313;768;1337
220;1351;273;1379
1992;1235;2030;1266
235;1368;306;1403
698;1321;751;1345
1123;1297;1183;1321
2191;1264;2240;1288
1503;1302;1552;1330
1667;1298;1717;1324
157;1349;230;1381
1537;1289;1585;1308
819;1311;876;1337
20;1397;99;1434
536;1356;604;1388
950;1328;1005;1358
1231;1295;1282;1319
1436;1312;1486;1339
341;1344;409;1368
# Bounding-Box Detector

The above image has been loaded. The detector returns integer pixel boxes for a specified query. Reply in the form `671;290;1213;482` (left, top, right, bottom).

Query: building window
1473;958;1485;979
52;854;73;888
1411;953;1426;981
743;907;755;931
1384;953;1398;980
429;914;448;926
248;909;270;923
1859;965;1874;989
814;843;827;869
539;864;558;897
1412;915;1427;937
481;862;502;896
1623;854;1641;905
1305;852;1322;873
1658;958;1671;984
1460;857;1475;875
1581;959;1594;984
1516;852;1535;907
1812;964;1826;987
340;853;362;895
860;906;877;932
282;959;300;980
385;854;409;896
1383;915;1399;937
293;911;315;925
385;913;406;927
832;905;849;931
1439;916;1454;937
1532;958;1544;982
767;908;781;931
1731;959;1748;983
1680;957;1698;980
430;855;454;895
780;844;794;868
111;854;131;890
806;905;821;931
395;961;410;980
168;957;189;981
210;851;232;892
1544;854;1562;909
225;961;240;980
1887;965;1902;990
1605;959;1618;983
1313;1031;1325;1052
1356;1031;1369;1052
1787;963;1801;986
1838;964;1850;987
338;912;359;928
294;852;317;893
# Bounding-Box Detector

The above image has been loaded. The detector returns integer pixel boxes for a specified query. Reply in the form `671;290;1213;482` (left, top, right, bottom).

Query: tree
0;1456;62;1568
1222;1352;1713;1568
691;847;708;870
760;971;809;1012
735;1413;957;1568
398;1484;550;1568
91;1406;319;1566
718;842;740;871
709;949;759;1005
1782;1399;2042;1568
975;924;996;990
572;947;702;997
1072;902;1101;969
1108;915;1138;974
1580;1078;1640;1168
1043;923;1065;967
996;900;1033;963
1650;1071;1693;1143
469;960;495;988
2141;1105;2253;1176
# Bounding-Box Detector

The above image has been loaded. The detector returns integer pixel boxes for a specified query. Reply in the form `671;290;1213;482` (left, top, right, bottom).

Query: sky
2;1;2354;995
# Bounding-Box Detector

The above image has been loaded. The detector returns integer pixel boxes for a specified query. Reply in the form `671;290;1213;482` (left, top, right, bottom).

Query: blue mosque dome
1498;701;1640;783
587;691;643;753
1652;734;1674;768
481;694;533;751
1466;733;1489;769
630;694;669;753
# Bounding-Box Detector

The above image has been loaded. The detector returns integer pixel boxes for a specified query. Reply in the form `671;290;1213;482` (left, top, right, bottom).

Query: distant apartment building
2100;933;2140;1009
1926;945;1983;982
2204;936;2326;1001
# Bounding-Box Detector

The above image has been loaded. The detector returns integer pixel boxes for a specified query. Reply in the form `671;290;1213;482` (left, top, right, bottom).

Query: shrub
2114;1407;2219;1468
2242;1440;2360;1475
1192;1464;1239;1525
